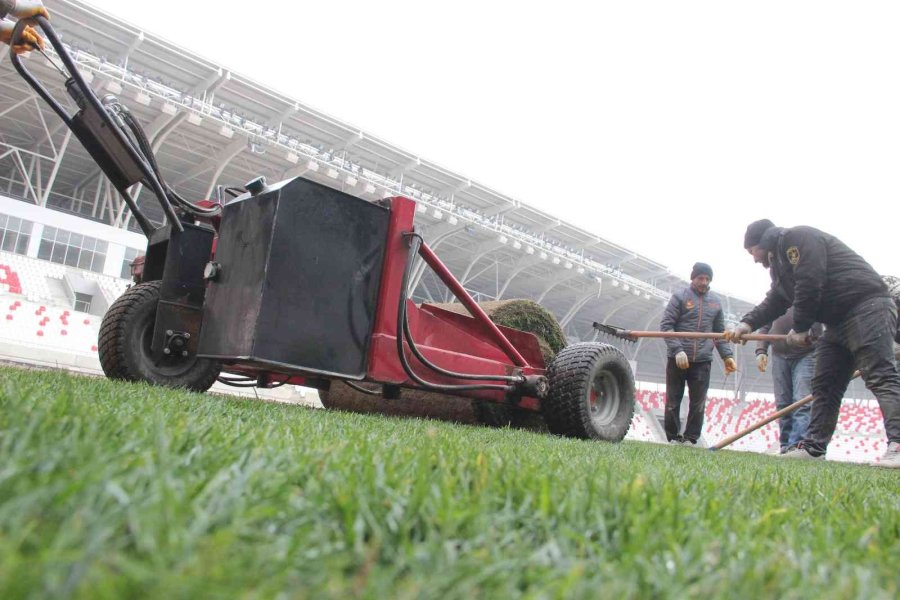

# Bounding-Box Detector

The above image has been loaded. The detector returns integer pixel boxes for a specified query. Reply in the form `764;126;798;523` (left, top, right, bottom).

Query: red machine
11;18;635;441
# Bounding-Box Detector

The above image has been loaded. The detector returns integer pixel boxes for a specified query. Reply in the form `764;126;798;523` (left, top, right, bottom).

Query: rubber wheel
98;280;221;392
542;342;635;441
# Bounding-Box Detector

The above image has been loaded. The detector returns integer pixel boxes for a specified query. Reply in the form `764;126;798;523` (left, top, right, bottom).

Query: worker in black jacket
726;219;900;468
660;262;736;445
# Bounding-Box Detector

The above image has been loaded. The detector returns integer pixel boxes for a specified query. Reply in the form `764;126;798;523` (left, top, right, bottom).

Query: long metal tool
593;322;788;343
709;370;862;451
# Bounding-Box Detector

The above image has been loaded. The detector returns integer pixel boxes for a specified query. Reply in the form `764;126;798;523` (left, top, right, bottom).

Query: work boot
781;445;824;461
872;441;900;469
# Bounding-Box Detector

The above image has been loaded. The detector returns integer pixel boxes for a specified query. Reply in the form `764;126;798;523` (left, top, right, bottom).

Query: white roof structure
3;0;872;398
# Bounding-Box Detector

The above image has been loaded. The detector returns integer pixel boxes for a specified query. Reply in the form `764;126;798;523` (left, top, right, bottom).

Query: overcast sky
82;0;900;302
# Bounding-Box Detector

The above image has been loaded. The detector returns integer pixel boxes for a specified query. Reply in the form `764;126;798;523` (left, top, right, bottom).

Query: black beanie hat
744;219;775;249
691;262;713;281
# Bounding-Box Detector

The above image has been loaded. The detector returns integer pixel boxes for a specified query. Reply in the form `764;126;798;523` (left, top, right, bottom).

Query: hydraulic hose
114;101;220;217
396;232;515;394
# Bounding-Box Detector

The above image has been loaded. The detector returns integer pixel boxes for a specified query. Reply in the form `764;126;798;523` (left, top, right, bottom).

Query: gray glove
725;322;753;344
786;329;812;348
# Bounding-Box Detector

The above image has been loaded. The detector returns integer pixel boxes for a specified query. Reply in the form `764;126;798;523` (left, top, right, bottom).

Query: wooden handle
629;331;786;342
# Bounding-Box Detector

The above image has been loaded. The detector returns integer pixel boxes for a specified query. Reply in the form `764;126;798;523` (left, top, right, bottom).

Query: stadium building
0;0;883;459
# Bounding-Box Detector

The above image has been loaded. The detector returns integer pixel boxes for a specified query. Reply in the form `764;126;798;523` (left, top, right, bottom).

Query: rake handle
709;370;862;451
627;331;786;342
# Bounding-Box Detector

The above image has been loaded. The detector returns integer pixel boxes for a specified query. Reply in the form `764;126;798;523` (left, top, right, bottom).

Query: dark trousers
803;296;900;456
664;358;711;442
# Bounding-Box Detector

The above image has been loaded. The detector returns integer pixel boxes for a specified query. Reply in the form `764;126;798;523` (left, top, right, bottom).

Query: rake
592;322;789;344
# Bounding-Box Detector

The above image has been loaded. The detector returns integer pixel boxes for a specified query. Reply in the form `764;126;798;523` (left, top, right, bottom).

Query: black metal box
197;176;390;378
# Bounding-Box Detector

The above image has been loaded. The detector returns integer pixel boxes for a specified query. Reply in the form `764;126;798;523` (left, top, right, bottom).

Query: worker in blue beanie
660;262;736;445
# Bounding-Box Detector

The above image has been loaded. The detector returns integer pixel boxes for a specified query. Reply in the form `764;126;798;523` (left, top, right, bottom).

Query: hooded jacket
742;225;888;332
755;308;823;359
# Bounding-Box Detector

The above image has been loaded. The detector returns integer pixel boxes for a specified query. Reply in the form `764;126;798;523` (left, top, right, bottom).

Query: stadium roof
4;0;869;397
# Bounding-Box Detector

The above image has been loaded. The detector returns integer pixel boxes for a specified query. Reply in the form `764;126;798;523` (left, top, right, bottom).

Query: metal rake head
592;322;637;343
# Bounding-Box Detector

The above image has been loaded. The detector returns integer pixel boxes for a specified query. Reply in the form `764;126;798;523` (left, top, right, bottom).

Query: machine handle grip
10;16;75;127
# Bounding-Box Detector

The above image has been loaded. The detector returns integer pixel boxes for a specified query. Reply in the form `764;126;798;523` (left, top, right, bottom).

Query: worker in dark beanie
691;262;713;281
743;218;776;251
726;220;900;467
660;262;736;445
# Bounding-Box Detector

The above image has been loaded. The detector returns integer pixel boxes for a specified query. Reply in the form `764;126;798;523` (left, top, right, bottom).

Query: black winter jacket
659;285;733;362
742;226;888;332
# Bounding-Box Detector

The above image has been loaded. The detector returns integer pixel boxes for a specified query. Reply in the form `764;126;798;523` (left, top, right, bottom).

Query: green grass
0;366;897;599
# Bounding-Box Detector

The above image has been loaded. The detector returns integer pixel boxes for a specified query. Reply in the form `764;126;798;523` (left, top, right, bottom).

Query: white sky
82;0;899;302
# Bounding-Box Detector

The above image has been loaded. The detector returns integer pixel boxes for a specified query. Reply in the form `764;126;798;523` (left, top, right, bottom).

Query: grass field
0;366;897;599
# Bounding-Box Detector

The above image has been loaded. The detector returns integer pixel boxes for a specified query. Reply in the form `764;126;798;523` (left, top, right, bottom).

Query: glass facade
37;226;108;273
73;291;93;313
0;213;33;255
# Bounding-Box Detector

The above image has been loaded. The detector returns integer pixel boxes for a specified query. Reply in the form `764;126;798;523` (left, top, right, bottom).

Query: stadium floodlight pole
709;370;862;451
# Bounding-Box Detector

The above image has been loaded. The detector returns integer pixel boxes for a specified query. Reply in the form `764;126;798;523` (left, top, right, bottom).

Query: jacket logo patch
685;300;695;309
786;246;800;265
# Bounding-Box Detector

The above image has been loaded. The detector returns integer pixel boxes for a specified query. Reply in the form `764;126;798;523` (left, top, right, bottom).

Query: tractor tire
98;280;221;392
542;342;634;441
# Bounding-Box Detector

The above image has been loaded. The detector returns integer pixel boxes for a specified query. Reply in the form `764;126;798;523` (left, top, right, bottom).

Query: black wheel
98;280;221;392
542;342;635;441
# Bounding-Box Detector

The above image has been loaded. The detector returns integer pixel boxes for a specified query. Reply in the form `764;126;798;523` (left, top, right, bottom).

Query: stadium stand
1;295;98;353
624;411;658;443
626;388;886;463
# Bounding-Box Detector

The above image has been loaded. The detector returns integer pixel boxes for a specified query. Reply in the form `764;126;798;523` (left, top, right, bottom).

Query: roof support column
39;129;72;207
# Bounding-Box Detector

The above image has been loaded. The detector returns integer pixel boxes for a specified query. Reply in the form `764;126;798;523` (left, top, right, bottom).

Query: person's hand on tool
756;352;768;372
724;357;737;374
725;322;753;344
675;351;689;369
0;19;43;53
9;0;49;20
786;329;812;347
